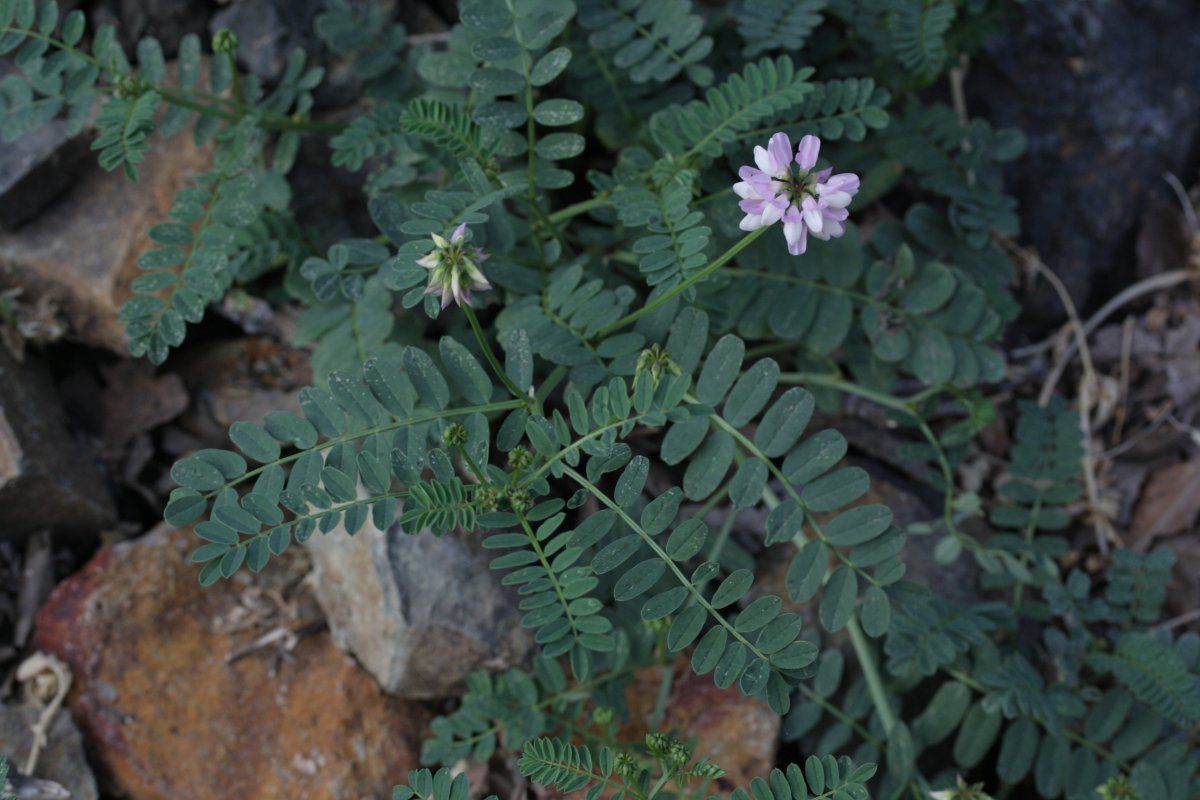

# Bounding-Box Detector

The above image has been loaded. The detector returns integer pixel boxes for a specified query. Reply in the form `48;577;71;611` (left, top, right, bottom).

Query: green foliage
422;654;621;765
980;397;1083;596
649;55;814;169
400;98;493;169
577;0;714;87
391;768;479;800
1087;633;1200;729
0;754;10;800
888;0;957;77
316;0;407;85
167;341;516;583
518;736;875;800
7;0;1198;797
734;0;827;58
126;120;291;363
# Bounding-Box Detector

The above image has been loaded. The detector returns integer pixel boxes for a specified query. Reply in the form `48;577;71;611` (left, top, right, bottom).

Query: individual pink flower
417;222;491;308
734;133;860;255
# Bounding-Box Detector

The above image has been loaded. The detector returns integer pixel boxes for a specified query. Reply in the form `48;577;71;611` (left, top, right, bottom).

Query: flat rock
32;522;429;800
209;0;326;83
0;347;114;540
172;336;312;441
0;702;98;800
972;0;1200;321
0;120;92;231
305;520;535;699
0;134;210;353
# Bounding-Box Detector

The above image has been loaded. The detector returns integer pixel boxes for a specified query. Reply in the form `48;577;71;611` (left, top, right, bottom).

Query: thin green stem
778;371;969;544
463;304;528;403
547;194;611;225
795;684;881;748
2;26;343;134
646;772;673;800
448;664;636;748
1011;497;1042;611
519;412;651;488
236;489;409;550
698;396;878;586
456;444;490;485
534;365;568;408
648;661;675;731
596;227;768;338
846;618;897;734
517;511;582;639
201;399;525;498
947;668;1131;772
562;465;782;674
225;51;244;113
778;371;921;416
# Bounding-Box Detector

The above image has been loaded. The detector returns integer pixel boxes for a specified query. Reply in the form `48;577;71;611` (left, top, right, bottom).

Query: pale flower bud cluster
417;222;492;309
734;132;860;255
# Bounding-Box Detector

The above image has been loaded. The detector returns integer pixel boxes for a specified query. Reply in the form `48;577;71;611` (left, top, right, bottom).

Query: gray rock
0;133;210;352
87;0;209;55
0;348;114;541
0;122;92;231
972;0;1200;322
304;520;535;698
209;0;326;83
0;704;98;800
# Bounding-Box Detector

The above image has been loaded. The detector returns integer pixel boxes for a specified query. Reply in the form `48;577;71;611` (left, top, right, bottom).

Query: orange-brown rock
0;134;211;352
660;671;780;791
619;663;781;793
32;522;429;800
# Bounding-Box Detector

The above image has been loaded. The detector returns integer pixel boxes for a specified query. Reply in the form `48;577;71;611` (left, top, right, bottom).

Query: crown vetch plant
3;0;1198;798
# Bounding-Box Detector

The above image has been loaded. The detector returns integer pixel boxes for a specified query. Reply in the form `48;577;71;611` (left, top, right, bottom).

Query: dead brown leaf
1131;459;1200;548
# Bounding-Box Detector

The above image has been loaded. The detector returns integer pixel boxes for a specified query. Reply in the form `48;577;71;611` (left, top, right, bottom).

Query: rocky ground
1;1;1199;798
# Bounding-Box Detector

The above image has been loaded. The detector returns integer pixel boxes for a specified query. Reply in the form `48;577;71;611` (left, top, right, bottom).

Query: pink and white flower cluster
418;222;492;309
734;132;860;255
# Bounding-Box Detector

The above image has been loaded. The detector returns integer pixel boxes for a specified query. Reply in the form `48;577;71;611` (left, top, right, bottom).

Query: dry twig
1005;240;1117;553
15;653;71;776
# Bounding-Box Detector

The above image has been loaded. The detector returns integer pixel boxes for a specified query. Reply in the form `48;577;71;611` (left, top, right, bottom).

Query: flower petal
801;197;823;233
796;134;821;171
767;132;793;175
739;214;764;231
783;218;808;255
753;145;773;174
820;189;853;209
761;197;787;226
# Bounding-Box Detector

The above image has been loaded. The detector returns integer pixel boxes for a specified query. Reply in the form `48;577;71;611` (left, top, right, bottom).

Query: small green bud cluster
508;446;534;473
443;422;469;448
645;733;692;772
474;484;503;511
112;73;148;99
591;706;614;726
614;752;639;780
507;487;532;513
685;759;726;781
635;344;680;387
1096;777;1140;800
212;28;239;55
